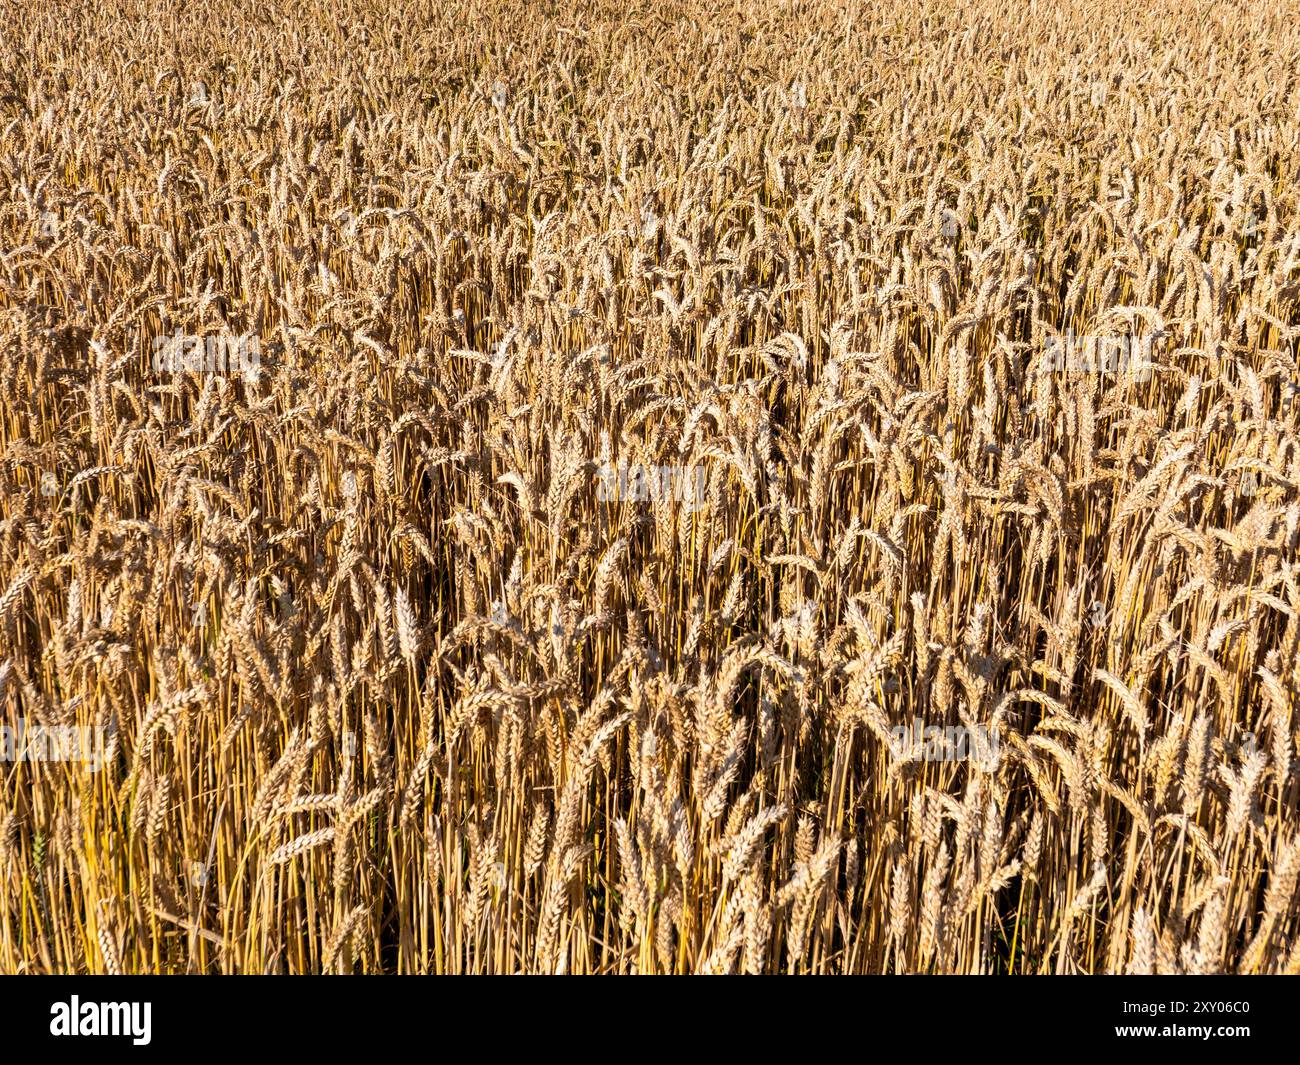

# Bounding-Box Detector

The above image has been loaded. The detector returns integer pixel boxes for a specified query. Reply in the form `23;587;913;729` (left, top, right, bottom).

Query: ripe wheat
0;0;1298;974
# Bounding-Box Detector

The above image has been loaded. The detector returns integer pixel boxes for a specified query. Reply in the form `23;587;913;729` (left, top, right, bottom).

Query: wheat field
1;0;1298;975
